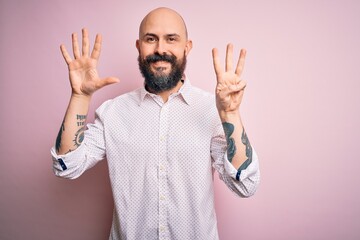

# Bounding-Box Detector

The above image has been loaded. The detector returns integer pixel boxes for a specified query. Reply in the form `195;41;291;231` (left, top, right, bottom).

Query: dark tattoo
73;127;85;147
76;114;86;121
241;128;252;163
76;114;86;127
55;114;86;153
236;127;253;181
222;122;237;163
55;120;65;152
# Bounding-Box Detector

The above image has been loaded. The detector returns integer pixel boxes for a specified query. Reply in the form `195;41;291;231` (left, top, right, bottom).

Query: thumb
97;77;120;89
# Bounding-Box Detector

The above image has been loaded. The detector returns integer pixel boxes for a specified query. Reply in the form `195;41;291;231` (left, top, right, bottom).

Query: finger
91;34;102;60
72;32;81;59
235;48;247;76
237;79;247;90
218;86;237;100
218;81;247;98
225;43;233;72
228;82;246;93
96;77;120;89
212;48;222;77
82;28;90;57
60;44;72;65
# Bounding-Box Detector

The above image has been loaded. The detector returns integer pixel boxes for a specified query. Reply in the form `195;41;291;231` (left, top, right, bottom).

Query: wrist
71;93;92;102
218;110;240;121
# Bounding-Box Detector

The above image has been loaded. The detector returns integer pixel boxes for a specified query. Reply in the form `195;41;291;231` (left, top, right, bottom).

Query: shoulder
95;88;142;116
188;83;214;97
187;84;216;106
185;84;222;128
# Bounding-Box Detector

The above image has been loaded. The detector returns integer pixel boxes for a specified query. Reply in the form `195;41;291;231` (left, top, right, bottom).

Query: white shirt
51;80;260;240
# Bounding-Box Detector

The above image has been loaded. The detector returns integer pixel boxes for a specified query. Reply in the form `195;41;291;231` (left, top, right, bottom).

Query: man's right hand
60;28;119;97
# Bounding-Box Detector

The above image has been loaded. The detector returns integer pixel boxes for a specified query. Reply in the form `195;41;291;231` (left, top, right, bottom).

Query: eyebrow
143;33;181;38
166;33;180;38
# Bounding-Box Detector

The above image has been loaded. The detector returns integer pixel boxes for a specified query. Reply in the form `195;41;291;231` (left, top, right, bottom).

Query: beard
138;52;187;94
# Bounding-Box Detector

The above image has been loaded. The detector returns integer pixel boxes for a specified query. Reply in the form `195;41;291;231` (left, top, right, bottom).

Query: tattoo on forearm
241;127;252;163
55;114;86;153
75;114;86;147
222;122;237;163
55;120;65;152
73;127;85;147
76;114;86;121
223;122;253;180
236;127;253;181
76;114;86;126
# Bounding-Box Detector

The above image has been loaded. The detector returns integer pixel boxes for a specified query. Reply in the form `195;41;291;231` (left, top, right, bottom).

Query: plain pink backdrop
1;0;360;239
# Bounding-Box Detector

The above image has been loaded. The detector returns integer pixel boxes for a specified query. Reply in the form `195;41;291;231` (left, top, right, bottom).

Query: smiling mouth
151;61;171;72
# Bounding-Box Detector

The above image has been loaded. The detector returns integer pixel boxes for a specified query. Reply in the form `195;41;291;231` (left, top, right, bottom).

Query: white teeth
155;67;166;72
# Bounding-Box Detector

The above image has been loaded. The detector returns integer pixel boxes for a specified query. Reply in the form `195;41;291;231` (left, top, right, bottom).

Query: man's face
136;8;192;93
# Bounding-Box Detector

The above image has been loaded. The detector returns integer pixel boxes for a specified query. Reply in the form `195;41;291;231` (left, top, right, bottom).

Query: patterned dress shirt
51;79;260;240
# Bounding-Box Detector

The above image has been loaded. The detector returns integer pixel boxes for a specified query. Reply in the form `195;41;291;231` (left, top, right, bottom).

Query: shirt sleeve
51;104;107;179
211;123;260;197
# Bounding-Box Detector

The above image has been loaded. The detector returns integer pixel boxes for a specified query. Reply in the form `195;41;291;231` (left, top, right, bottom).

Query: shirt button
160;226;166;232
159;165;165;171
58;158;67;170
160;195;165;200
160;136;165;141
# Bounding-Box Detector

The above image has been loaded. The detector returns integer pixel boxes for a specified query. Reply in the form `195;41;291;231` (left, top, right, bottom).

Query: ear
185;40;193;56
136;40;140;53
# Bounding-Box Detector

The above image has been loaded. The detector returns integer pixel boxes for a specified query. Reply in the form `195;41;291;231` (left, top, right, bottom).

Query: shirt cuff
50;145;84;172
223;147;259;181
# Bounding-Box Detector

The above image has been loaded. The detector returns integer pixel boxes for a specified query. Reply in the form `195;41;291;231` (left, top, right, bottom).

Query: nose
155;39;167;55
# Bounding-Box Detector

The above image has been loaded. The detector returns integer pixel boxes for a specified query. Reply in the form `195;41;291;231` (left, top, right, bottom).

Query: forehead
139;9;187;38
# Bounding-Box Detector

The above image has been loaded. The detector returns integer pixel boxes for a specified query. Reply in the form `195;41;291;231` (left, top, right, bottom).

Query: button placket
158;103;169;239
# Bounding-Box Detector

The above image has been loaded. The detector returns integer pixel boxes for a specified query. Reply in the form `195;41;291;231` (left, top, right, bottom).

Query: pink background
1;0;360;239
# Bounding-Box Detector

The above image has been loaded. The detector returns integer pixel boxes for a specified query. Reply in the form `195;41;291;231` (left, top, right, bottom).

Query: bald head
139;7;188;40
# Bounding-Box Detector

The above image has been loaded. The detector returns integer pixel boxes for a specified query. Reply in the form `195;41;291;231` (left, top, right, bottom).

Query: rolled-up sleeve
51;105;107;179
211;123;260;197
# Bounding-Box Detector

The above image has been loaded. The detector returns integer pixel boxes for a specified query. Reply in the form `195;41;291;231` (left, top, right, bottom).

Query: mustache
145;53;176;64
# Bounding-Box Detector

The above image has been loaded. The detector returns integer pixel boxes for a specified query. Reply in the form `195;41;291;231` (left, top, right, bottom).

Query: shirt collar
138;77;194;106
178;78;193;105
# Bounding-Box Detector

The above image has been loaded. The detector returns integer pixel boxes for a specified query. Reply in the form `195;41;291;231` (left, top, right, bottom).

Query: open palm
60;28;119;96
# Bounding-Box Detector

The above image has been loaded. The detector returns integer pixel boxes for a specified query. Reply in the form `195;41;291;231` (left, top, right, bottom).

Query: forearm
219;110;252;171
55;94;91;154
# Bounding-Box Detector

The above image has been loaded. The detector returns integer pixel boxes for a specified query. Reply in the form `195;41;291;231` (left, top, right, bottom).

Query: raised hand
60;28;119;97
212;44;247;114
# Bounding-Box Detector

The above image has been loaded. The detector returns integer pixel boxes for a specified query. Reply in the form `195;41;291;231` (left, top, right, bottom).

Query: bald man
52;7;260;240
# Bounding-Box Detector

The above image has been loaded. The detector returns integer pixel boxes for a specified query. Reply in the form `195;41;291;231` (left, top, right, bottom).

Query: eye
145;36;157;43
168;37;177;42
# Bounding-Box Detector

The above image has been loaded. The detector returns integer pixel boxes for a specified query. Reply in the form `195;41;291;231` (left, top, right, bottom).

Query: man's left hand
212;44;247;116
